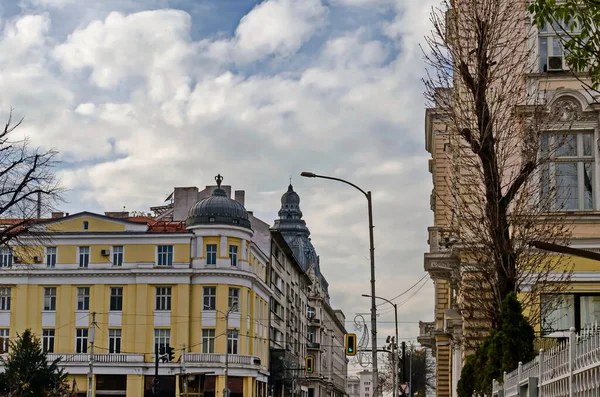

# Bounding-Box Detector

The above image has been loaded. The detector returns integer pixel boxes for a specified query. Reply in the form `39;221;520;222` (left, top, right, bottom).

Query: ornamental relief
549;96;597;122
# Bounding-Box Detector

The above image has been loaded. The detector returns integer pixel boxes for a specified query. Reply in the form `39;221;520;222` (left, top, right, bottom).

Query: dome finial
215;174;223;189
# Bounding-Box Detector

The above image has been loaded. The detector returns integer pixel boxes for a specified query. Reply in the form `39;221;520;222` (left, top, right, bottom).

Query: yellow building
0;176;271;397
419;5;600;397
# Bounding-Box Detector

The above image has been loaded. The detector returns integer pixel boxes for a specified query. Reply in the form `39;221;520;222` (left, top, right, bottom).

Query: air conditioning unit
33;256;42;263
100;249;110;256
13;256;21;264
547;56;565;72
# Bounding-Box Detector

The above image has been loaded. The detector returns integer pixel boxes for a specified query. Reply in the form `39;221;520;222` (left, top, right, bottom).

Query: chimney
51;212;64;219
105;211;130;219
235;190;245;207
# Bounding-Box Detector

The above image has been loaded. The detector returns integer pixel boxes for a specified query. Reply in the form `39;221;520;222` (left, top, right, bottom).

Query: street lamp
300;171;379;396
204;303;239;397
363;294;398;397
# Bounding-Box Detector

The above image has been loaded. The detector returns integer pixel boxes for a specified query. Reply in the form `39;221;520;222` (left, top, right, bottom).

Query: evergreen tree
0;329;70;397
457;293;536;396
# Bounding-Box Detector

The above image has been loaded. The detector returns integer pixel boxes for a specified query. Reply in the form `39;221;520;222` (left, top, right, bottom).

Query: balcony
417;321;435;349
306;342;321;350
182;353;261;367
47;353;144;364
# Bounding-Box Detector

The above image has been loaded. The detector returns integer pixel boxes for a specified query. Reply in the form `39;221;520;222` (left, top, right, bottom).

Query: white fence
492;326;600;397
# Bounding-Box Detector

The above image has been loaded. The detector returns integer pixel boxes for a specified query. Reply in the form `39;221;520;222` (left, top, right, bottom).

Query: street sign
399;383;410;394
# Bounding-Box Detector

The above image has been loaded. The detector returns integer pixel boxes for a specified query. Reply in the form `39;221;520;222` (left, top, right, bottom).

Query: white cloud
234;0;328;62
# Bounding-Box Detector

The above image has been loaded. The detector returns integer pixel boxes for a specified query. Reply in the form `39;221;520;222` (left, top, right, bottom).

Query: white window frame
541;132;595;211
202;329;215;353
155;287;172;311
203;286;216;310
46;247;57;268
229;245;238;266
227;329;239;354
43;287;56;311
76;328;88;353
0;248;13;268
0;287;11;311
228;288;240;312
206;244;217;265
154;328;170;351
42;329;54;353
78;246;90;268
77;287;90;311
157;245;173;266
0;329;8;353
537;20;574;72
109;329;121;354
112;246;124;267
110;287;123;311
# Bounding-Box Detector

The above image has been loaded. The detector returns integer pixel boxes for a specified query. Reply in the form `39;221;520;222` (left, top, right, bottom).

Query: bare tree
0;110;63;258
424;0;576;347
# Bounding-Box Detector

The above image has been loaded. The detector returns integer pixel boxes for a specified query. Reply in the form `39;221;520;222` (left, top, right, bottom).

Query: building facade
0;176;271;397
272;184;347;397
268;230;311;397
419;4;600;397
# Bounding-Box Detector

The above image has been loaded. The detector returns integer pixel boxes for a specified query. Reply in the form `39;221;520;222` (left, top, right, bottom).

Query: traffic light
345;333;357;356
305;356;314;374
166;346;175;362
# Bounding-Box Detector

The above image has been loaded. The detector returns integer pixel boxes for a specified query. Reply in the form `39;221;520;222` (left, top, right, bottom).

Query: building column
126;374;144;397
220;236;228;257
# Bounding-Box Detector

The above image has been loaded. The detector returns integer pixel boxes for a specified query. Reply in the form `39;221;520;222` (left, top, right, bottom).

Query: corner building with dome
0;175;272;397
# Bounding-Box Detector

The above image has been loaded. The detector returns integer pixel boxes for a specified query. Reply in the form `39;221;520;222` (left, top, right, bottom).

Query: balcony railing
307;342;321;350
417;321;436;348
47;353;144;363
183;353;261;366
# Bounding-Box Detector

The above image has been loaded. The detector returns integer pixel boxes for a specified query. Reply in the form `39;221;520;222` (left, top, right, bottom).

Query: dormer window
83;221;89;230
232;219;239;225
209;217;215;223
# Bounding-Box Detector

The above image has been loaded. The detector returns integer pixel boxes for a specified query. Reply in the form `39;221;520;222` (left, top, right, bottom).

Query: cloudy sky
0;0;438;373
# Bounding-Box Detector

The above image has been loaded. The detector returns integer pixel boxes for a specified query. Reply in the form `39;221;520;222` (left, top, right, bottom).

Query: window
229;245;238;266
155;287;171;311
77;287;90;311
307;328;315;343
78;246;90;268
206;244;217;265
110;287;123;311
203;287;216;310
0;288;10;311
540;132;594;211
0;248;12;268
109;329;121;353
538;20;573;72
202;329;215;353
157;245;173;266
76;328;88;353
44;287;56;311
46;247;57;268
227;330;239;354
42;329;55;353
0;329;8;353
83;221;89;230
228;288;239;311
112;246;123;266
154;329;170;351
307;306;315;318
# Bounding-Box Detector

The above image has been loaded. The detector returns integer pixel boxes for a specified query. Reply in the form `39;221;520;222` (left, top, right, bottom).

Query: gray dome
281;184;300;205
186;175;251;229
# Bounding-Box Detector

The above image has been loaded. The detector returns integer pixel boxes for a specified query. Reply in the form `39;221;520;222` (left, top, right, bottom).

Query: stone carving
550;96;597;122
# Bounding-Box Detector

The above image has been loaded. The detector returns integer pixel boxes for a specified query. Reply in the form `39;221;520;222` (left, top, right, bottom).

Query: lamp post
301;171;379;396
205;303;238;397
363;295;398;397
